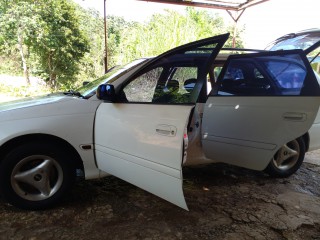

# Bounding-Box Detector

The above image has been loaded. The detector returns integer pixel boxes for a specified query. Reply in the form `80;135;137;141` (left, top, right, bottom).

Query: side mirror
96;84;116;102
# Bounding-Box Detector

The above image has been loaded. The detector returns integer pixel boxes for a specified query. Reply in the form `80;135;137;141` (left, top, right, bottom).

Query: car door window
123;67;162;102
309;46;320;76
264;59;305;94
122;65;199;104
216;51;319;96
171;67;198;92
214;66;223;79
217;60;273;96
121;57;210;104
119;34;229;105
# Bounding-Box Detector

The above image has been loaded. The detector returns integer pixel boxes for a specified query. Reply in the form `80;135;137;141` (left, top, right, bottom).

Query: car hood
0;93;101;123
0;93;68;113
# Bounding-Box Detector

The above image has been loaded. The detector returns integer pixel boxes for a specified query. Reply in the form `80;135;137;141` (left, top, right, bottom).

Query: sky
74;0;319;49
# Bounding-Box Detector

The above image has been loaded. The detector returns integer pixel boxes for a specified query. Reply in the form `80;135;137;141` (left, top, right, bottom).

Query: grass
0;75;51;103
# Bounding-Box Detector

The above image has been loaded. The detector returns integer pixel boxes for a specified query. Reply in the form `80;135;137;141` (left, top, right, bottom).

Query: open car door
94;34;229;209
202;50;320;171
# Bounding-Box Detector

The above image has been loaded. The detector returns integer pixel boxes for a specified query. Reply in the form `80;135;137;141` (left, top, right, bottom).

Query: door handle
156;124;177;136
283;112;306;122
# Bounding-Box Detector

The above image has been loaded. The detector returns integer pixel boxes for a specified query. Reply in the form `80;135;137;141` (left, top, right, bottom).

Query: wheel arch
301;132;310;151
0;134;84;172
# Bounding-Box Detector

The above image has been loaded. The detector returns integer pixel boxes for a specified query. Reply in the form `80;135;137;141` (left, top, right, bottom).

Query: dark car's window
216;52;317;96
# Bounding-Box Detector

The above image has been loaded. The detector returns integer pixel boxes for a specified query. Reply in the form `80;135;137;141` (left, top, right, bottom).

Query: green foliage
107;16;136;66
0;2;244;92
118;8;244;64
75;8;104;83
0;55;21;75
0;0;89;89
30;0;89;89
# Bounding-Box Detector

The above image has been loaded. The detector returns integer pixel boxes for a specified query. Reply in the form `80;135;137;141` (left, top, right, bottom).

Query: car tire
0;142;76;210
265;137;305;178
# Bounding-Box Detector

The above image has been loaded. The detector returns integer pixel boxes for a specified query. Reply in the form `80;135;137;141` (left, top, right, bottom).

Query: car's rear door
202;50;320;170
94;34;229;209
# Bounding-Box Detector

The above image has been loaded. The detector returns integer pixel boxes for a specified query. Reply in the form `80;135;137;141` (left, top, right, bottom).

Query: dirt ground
0;151;320;240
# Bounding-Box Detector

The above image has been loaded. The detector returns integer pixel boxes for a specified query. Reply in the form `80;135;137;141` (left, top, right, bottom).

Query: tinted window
217;59;273;96
217;52;313;96
264;58;305;94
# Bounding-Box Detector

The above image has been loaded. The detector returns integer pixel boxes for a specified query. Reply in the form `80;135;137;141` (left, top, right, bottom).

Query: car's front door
94;34;229;209
202;50;320;170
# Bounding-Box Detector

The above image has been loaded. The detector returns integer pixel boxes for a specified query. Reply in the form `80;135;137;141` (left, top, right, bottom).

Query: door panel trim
203;135;276;150
95;150;188;210
202;140;274;170
95;144;181;179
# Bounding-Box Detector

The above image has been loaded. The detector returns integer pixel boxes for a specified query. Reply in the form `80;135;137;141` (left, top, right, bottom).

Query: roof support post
226;9;245;48
104;0;108;73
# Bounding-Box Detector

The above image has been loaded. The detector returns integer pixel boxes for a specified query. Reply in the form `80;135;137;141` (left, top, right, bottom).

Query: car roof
265;28;320;51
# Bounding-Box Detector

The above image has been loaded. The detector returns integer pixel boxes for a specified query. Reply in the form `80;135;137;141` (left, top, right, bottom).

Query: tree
76;8;105;81
0;0;42;84
75;12;132;81
107;15;135;67
31;0;89;89
118;8;244;64
0;2;245;90
0;0;89;89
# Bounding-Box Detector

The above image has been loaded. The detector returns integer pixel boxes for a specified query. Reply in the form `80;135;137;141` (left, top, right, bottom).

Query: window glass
309;46;320;77
172;67;197;84
217;60;272;96
122;66;198;104
217;53;309;96
123;67;162;102
153;67;198;104
266;31;320;51
171;67;198;93
224;65;244;80
214;66;223;80
265;61;305;91
311;62;320;76
77;58;147;98
120;36;225;104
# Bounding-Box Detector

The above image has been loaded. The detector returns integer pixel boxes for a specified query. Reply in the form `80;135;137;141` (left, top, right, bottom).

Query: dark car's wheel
0;142;75;210
265;137;305;178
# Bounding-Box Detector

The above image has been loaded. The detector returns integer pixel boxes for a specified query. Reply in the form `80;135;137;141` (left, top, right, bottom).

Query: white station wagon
0;32;320;210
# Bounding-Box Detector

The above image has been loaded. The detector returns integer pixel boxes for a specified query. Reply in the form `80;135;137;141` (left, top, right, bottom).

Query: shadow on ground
0;161;320;240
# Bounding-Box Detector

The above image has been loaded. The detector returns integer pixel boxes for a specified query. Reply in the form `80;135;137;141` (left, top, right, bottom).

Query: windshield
265;29;320;51
77;58;148;98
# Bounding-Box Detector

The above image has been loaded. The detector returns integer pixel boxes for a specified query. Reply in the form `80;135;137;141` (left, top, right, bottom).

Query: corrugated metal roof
137;0;270;11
